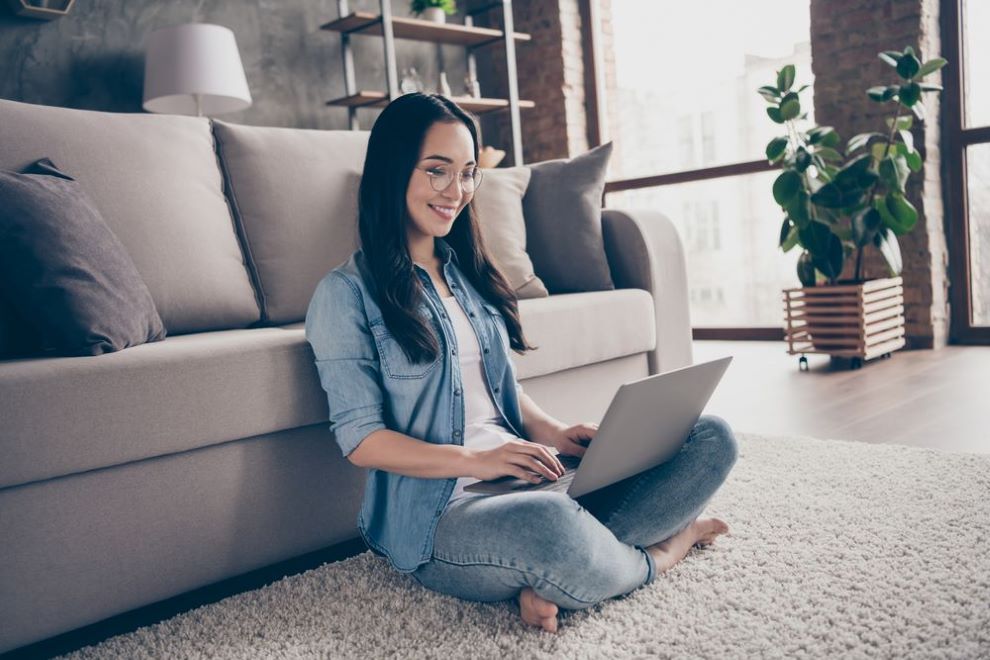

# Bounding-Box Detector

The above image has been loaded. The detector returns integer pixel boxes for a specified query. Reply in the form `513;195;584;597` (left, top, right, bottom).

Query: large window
601;1;812;337
945;0;990;342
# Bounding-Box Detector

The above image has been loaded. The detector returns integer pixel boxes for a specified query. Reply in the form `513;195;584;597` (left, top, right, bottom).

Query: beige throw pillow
472;167;549;299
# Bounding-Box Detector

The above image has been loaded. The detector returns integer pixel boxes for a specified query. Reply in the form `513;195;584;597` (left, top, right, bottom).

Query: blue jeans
410;415;739;610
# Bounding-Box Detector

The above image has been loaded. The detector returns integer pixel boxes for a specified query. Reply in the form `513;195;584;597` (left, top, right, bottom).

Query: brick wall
475;0;590;164
810;0;949;348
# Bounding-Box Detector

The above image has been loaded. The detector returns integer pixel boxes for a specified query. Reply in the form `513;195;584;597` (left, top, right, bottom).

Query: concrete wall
0;0;466;130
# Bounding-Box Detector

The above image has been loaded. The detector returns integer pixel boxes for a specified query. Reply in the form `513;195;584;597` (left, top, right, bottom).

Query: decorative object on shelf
437;71;452;96
400;67;424;94
143;23;252;117
758;45;946;370
464;73;481;98
410;0;456;24
321;2;530;163
477;145;505;169
6;0;74;20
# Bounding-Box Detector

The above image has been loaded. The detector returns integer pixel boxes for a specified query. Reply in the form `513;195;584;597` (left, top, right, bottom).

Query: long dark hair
358;93;535;363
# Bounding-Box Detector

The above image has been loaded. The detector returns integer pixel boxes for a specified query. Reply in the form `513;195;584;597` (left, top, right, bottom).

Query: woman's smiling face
405;120;476;246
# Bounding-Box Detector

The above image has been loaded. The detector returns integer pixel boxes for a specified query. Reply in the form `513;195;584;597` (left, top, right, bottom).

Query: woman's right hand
469;440;566;483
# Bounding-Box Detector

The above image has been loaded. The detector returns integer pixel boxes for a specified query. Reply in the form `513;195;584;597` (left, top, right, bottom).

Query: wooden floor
693;340;990;455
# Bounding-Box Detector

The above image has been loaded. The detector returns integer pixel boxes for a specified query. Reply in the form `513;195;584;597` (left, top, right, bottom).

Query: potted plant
410;0;457;23
758;46;946;369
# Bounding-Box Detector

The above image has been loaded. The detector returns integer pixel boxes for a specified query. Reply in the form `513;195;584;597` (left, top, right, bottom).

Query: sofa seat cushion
513;289;656;380
0;99;261;338
0;327;327;490
0;290;656;490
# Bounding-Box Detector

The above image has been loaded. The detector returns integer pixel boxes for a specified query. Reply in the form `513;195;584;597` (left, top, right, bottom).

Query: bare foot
647;518;729;573
518;586;559;633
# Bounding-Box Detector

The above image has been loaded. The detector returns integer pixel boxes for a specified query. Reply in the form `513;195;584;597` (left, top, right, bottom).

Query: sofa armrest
601;208;693;374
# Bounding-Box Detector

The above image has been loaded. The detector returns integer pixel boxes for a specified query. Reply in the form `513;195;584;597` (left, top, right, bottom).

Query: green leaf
777;65;795;93
917;57;947;78
766;137;788;162
773;170;802;206
834;153;878;190
799;222;845;281
796;251;817;286
874;227;903;275
898;128;915;153
786;190;810;228
879;51;900;67
758;85;781;102
868;85;899;102
905;150;922;171
780;97;801;121
795;147;812;171
779;218;800;253
886;115;913;131
897;51;921;80
852;207;883;247
872;142;889;161
900;82;922;107
807;126;840;148
847;131;884;154
767;106;784;124
911;101;927;121
878;155;910;193
816;147;844;162
877;192;918;235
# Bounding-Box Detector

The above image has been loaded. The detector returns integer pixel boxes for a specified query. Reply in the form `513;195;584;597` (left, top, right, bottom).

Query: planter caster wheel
851;357;863;370
882;352;892;359
798;356;809;371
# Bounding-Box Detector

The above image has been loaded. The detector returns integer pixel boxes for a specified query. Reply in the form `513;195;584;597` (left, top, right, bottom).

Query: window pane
966;143;990;325
963;0;990;128
607;172;800;328
606;0;812;180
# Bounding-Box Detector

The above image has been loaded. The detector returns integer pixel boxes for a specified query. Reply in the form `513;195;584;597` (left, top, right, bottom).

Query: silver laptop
465;356;733;498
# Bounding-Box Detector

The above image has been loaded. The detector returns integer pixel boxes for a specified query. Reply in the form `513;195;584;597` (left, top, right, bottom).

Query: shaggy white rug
59;433;990;659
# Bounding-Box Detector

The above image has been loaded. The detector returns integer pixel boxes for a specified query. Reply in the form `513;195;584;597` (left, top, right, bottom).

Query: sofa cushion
213;120;369;325
0;99;261;336
523;142;616;294
513;289;655;379
0;158;166;357
0;289;654;490
471;166;549;299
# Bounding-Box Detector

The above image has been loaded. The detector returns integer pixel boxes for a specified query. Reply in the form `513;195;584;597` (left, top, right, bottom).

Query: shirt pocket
370;319;441;380
482;302;510;351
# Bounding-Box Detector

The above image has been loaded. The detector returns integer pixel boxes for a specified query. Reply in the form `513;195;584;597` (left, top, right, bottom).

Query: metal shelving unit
322;0;531;164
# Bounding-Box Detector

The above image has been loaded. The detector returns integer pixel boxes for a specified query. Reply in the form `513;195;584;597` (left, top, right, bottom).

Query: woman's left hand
547;422;598;458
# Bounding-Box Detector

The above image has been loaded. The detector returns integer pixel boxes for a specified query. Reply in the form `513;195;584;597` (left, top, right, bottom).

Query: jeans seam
427;554;613;606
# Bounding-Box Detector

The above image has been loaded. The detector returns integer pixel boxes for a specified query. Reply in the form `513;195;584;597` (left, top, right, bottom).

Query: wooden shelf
326;91;534;115
321;12;531;47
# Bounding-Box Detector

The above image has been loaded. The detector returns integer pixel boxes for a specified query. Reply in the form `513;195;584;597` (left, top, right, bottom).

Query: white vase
422;7;446;23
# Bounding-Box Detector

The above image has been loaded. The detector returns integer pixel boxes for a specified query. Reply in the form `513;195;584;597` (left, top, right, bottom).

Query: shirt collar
435;238;459;267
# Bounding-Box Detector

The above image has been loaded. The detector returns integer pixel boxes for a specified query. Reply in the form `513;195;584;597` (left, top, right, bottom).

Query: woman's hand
469;439;566;483
543;422;598;458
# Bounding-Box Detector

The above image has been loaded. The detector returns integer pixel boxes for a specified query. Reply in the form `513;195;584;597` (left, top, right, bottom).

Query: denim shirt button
454;389;461;396
469;312;475;318
493;386;500;393
452;349;457;356
453;430;462;438
483;347;490;354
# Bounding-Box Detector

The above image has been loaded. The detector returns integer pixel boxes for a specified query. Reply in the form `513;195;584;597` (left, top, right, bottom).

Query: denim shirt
304;238;527;573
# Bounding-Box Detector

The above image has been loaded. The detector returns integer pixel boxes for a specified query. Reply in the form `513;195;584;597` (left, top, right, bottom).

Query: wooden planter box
783;276;906;370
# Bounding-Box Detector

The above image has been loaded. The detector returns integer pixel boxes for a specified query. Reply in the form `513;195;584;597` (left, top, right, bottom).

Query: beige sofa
0;98;693;654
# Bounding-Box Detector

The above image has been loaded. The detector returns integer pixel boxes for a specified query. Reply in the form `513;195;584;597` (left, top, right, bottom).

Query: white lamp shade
143;23;252;116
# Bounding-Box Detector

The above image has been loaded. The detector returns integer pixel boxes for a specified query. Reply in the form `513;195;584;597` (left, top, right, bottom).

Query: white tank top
440;294;520;506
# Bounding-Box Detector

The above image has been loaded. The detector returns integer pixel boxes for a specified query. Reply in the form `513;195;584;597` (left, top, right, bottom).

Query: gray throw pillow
471;166;548;299
0;159;166;357
523;142;616;293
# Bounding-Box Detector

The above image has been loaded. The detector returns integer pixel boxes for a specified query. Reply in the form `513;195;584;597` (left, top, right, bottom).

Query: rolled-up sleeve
305;271;387;458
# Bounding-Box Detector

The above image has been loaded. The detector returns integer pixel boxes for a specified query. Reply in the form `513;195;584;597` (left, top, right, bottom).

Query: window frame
943;0;990;344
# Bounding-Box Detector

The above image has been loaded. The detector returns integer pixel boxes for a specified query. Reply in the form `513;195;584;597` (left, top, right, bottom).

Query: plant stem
855;102;904;282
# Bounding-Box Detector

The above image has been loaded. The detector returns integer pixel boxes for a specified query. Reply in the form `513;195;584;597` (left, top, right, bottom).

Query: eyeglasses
416;165;484;194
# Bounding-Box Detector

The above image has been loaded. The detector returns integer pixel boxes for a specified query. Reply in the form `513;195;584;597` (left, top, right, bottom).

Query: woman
305;93;738;634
